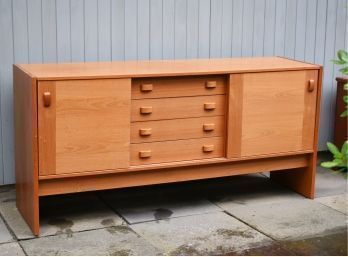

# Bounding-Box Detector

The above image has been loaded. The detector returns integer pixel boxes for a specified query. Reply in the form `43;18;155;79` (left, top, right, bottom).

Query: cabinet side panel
13;65;40;235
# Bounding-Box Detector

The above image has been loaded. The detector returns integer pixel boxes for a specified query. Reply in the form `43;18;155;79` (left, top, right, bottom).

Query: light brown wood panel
38;150;314;180
270;67;323;199
226;74;243;158
38;83;56;175
131;95;226;122
13;66;40;235
17;57;319;80
302;70;319;149
39;154;310;196
130;137;224;165
131;116;225;143
38;79;131;175
132;76;226;99
236;70;318;157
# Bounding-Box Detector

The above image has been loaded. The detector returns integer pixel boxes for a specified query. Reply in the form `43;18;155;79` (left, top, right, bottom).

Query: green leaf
342;141;348;155
321;161;339;168
333;59;346;65
327;142;343;158
340;109;348;117
337;49;348;62
344;83;348;90
343;95;348;103
339;66;348;75
334;158;345;167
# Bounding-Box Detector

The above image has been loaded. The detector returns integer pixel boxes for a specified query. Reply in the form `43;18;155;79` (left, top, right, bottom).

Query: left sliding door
38;79;131;176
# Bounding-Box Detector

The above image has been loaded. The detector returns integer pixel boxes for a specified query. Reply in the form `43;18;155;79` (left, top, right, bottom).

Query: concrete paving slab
39;193;124;236
281;230;348;256
101;190;221;223
219;198;347;241
0;192;124;239
0;217;13;243
20;226;161;256
315;166;347;197
316;152;347;197
209;174;302;207
315;193;348;215
0;242;25;256
0;199;36;240
227;231;348;256
0;185;15;202
226;242;294;256
131;212;272;255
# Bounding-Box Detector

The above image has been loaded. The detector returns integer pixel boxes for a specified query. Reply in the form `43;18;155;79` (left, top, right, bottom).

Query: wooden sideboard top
16;57;320;81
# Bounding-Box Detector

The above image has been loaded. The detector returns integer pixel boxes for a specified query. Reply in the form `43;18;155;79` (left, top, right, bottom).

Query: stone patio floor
0;153;347;256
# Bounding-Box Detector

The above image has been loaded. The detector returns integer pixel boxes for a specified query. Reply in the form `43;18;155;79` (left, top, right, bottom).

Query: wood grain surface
13;66;40;235
131;95;226;121
38;79;131;175
132;75;226;99
131;116;225;143
16;57;320;80
130;137;224;165
39;154;310;196
240;70;318;157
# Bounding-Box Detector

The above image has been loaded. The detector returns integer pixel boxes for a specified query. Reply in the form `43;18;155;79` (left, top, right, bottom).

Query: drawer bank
14;57;322;235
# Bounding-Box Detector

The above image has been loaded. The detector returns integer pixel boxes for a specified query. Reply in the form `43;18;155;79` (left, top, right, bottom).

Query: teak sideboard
14;57;322;235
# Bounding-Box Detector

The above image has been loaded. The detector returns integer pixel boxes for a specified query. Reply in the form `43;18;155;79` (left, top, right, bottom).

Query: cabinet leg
270;154;316;199
16;186;40;236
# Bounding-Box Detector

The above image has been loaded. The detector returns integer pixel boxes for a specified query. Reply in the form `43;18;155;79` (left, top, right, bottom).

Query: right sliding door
227;70;319;158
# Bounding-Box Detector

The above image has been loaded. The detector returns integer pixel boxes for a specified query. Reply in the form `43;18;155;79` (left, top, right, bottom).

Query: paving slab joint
0;210;28;255
221;210;278;242
0;208;17;241
95;192;129;225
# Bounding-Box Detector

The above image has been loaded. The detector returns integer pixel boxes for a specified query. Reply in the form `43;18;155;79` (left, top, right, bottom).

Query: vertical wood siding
0;0;347;184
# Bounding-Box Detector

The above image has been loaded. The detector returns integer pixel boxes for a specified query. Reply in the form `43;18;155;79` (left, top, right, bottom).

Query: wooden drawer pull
141;84;153;92
43;92;51;107
204;103;216;110
139;150;152;158
308;79;315;92
203;123;215;131
139;128;152;136
202;145;214;152
205;81;217;89
140;106;153;114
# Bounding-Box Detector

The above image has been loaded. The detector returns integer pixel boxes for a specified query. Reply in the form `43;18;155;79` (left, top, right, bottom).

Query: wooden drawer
131;95;226;122
130;137;224;165
131;116;225;143
132;76;226;99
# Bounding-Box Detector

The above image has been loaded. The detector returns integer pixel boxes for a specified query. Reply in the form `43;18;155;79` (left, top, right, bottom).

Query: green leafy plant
321;142;347;173
332;49;348;117
321;49;348;174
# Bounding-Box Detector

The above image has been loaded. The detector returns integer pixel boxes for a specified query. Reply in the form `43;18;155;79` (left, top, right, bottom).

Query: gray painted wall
0;0;347;185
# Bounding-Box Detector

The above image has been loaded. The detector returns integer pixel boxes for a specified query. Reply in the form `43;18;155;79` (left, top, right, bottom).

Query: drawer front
131;137;224;165
131;116;225;143
131;95;226;122
132;76;226;99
